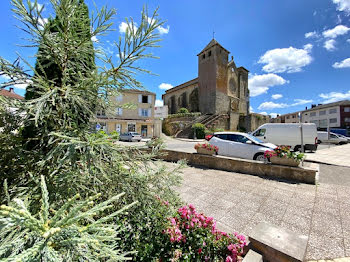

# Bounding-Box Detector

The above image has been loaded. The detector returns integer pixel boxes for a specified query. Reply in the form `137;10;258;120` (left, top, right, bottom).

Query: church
162;39;254;131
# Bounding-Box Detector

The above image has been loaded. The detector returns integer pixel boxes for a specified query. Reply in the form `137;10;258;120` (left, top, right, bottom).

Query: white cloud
319;91;350;103
270;113;278;118
258;46;313;73
257;99;312;111
303;44;313;52
0;72;32;89
248;73;289;97
158;25;170;34
31;1;44;10
291;99;313;106
332;0;350;14
305;31;319;39
249;106;254;113
119;21;138;34
146;17;170;35
333;57;350;68
324;39;336;51
258;102;288;110
91;35;98;42
38;17;48;28
322;25;350;38
158;83;173;90
271;94;283;100
259;112;268;116
155;99;163;106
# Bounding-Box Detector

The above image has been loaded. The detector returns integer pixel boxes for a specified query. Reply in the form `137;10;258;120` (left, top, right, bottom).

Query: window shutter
148;95;152;104
120;108;123;115
139;108;142;116
148;108;152;117
138;94;142;103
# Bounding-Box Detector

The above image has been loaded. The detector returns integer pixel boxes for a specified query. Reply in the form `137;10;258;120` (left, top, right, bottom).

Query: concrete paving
171;162;350;260
305;143;350;167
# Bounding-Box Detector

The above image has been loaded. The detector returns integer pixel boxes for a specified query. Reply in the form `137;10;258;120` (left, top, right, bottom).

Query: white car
317;131;348;145
119;132;142;142
209;132;277;161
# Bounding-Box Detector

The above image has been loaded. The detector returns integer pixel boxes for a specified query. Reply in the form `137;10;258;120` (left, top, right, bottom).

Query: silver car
119;132;142;142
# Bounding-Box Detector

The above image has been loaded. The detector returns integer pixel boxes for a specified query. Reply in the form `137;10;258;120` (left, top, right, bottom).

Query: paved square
171;163;350;260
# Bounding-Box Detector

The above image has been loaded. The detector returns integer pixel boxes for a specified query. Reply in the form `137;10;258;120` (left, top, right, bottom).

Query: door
210;134;228;156
115;124;121;134
226;134;253;159
141;125;148;137
253;128;267;142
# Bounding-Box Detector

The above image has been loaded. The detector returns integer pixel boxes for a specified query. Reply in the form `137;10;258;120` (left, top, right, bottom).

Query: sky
0;0;350;118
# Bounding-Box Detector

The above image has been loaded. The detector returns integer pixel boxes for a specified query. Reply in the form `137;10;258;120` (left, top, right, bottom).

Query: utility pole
299;112;304;153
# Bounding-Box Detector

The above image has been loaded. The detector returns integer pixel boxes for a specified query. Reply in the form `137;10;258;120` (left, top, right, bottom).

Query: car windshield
245;134;264;144
130;132;140;135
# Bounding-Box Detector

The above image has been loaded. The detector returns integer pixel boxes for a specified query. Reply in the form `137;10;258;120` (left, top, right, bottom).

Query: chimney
9;87;14;93
311;104;316;108
318;104;322;106
305;106;307;110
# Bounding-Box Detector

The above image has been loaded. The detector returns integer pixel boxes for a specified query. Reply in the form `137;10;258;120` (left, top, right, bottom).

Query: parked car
119;132;142;142
208;132;276;161
251;123;318;152
317;131;348;145
338;134;350;142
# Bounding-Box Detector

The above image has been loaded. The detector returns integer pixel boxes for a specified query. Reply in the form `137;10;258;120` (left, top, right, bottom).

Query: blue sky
1;0;350;117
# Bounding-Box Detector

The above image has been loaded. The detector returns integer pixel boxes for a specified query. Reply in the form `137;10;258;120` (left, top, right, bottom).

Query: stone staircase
175;114;229;138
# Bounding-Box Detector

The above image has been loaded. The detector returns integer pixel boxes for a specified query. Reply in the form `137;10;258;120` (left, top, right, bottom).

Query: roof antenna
213;30;215;39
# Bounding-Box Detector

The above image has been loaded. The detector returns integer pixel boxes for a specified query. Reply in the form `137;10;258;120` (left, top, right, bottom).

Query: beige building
96;89;157;138
271;111;301;124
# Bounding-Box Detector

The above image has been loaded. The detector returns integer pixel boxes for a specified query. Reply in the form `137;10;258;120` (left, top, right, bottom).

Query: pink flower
226;256;233;262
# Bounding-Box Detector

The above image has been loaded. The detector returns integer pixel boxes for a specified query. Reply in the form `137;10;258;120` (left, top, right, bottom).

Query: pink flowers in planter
164;204;247;261
194;142;219;153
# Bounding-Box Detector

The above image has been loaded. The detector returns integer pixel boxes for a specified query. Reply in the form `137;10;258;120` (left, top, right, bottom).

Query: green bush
177;107;189;114
192;123;206;139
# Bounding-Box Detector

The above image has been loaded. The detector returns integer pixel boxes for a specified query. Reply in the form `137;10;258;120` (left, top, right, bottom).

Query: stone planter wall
155;149;317;184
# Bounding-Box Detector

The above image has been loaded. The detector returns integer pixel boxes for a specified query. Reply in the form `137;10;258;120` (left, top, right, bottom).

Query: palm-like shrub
0;176;135;261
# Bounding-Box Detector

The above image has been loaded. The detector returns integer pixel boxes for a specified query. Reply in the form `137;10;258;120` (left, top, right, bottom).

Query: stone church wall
163;82;199;114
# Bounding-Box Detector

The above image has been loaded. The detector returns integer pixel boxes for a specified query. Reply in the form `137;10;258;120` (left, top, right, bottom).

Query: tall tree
23;0;96;150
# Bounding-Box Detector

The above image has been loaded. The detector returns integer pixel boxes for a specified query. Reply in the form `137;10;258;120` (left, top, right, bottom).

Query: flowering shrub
160;204;247;261
194;143;219;153
264;145;305;161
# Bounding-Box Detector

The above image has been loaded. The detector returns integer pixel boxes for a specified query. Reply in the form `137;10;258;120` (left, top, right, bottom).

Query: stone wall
162;116;198;136
240;113;271;132
163;79;199;114
156;149;316;184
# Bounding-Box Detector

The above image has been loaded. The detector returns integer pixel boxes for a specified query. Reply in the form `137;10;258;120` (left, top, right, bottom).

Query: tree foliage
0;176;135;261
0;0;183;260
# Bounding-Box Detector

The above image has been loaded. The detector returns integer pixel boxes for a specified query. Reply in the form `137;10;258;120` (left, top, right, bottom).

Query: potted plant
194;143;218;155
264;146;305;167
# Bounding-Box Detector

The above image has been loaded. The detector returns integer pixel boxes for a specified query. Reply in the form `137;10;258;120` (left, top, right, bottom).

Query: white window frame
116;107;123;116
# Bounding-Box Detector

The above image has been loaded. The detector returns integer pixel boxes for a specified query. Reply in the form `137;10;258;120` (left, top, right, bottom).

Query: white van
317;131;348;145
251;123;318;151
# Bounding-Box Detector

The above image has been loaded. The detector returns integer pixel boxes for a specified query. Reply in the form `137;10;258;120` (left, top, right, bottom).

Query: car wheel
254;153;265;162
294;145;300;152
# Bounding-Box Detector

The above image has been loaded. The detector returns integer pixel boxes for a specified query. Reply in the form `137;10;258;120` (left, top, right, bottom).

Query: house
96;89;157;138
0;88;24;100
271;111;301;123
301;100;350;129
